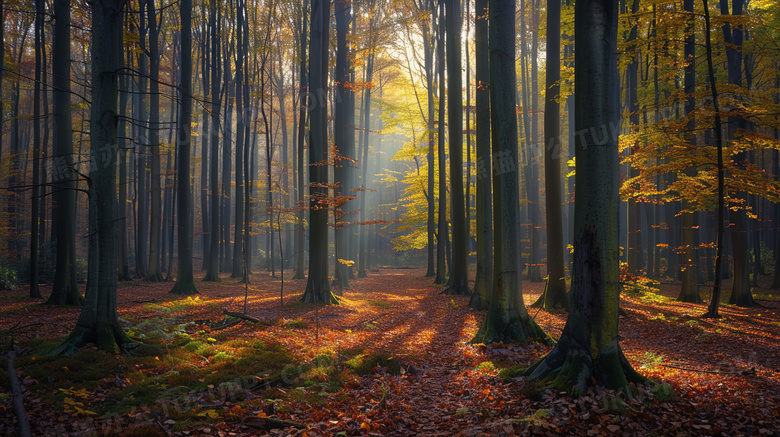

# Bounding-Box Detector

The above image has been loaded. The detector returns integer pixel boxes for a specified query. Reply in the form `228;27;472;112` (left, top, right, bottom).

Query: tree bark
444;0;470;295
534;0;568;309
720;0;755;307
203;2;222;282
525;0;644;392
334;0;352;289
144;0;164;282
293;0;309;280
472;0;550;345
434;2;448;285
470;0;492;310
52;0;136;355
232;0;247;279
30;0;45;299
677;0;701;303
48;0;82;306
171;0;198;295
303;0;338;304
526;0;543;283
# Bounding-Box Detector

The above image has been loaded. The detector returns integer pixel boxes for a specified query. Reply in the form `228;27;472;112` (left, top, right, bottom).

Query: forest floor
1;267;779;436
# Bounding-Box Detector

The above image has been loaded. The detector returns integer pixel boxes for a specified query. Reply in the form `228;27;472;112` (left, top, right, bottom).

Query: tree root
170;282;198;295
524;339;645;394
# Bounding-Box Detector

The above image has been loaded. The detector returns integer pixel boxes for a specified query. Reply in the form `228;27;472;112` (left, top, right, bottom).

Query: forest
0;0;779;435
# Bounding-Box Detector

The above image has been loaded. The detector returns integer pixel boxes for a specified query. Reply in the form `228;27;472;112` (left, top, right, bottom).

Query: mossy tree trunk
472;0;550;345
52;0;136;355
524;0;644;392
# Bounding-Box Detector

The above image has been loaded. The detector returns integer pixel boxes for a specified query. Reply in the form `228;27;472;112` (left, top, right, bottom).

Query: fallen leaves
0;270;779;436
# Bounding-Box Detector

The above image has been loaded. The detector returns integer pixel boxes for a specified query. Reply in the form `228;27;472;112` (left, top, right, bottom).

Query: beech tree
472;0;549;344
443;0;469;295
52;0;135;354
170;0;197;296
47;0;82;306
525;0;644;391
303;0;338;304
534;0;568;309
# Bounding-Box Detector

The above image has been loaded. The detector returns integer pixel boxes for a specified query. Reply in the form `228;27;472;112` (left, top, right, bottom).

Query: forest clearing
1;269;778;436
2;0;780;435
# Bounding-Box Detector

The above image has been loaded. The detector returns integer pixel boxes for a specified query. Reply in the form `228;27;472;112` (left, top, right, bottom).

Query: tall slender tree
30;0;45;299
525;0;644;392
534;0;568;309
292;0;309;280
434;2;448;285
677;0;702;303
444;0;469;295
144;0;164;281
334;0;352;288
420;0;436;278
722;0;756;307
47;0;82;306
232;0;248;279
303;0;339;304
472;0;549;344
702;0;726;318
470;0;491;310
171;0;198;295
203;1;222;282
52;0;135;354
625;0;643;274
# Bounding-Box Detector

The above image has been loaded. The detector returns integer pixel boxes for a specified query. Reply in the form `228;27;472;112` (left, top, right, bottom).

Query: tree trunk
434;2;448;285
221;35;234;274
470;0;492;310
719;0;755;307
292;0;309;280
144;0;164;281
626;0;644;275
534;0;568;310
444;0;469;295
303;0;338;304
48;0;82;306
134;3;149;279
472;0;549;344
203;1;222;282
30;0;45;299
0;0;3;176
171;0;198;295
334;0;352;289
357;14;376;279
232;0;247;279
526;0;543;283
117;37;132;282
525;0;644;392
702;0;725;318
52;0;136;355
200;16;211;271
